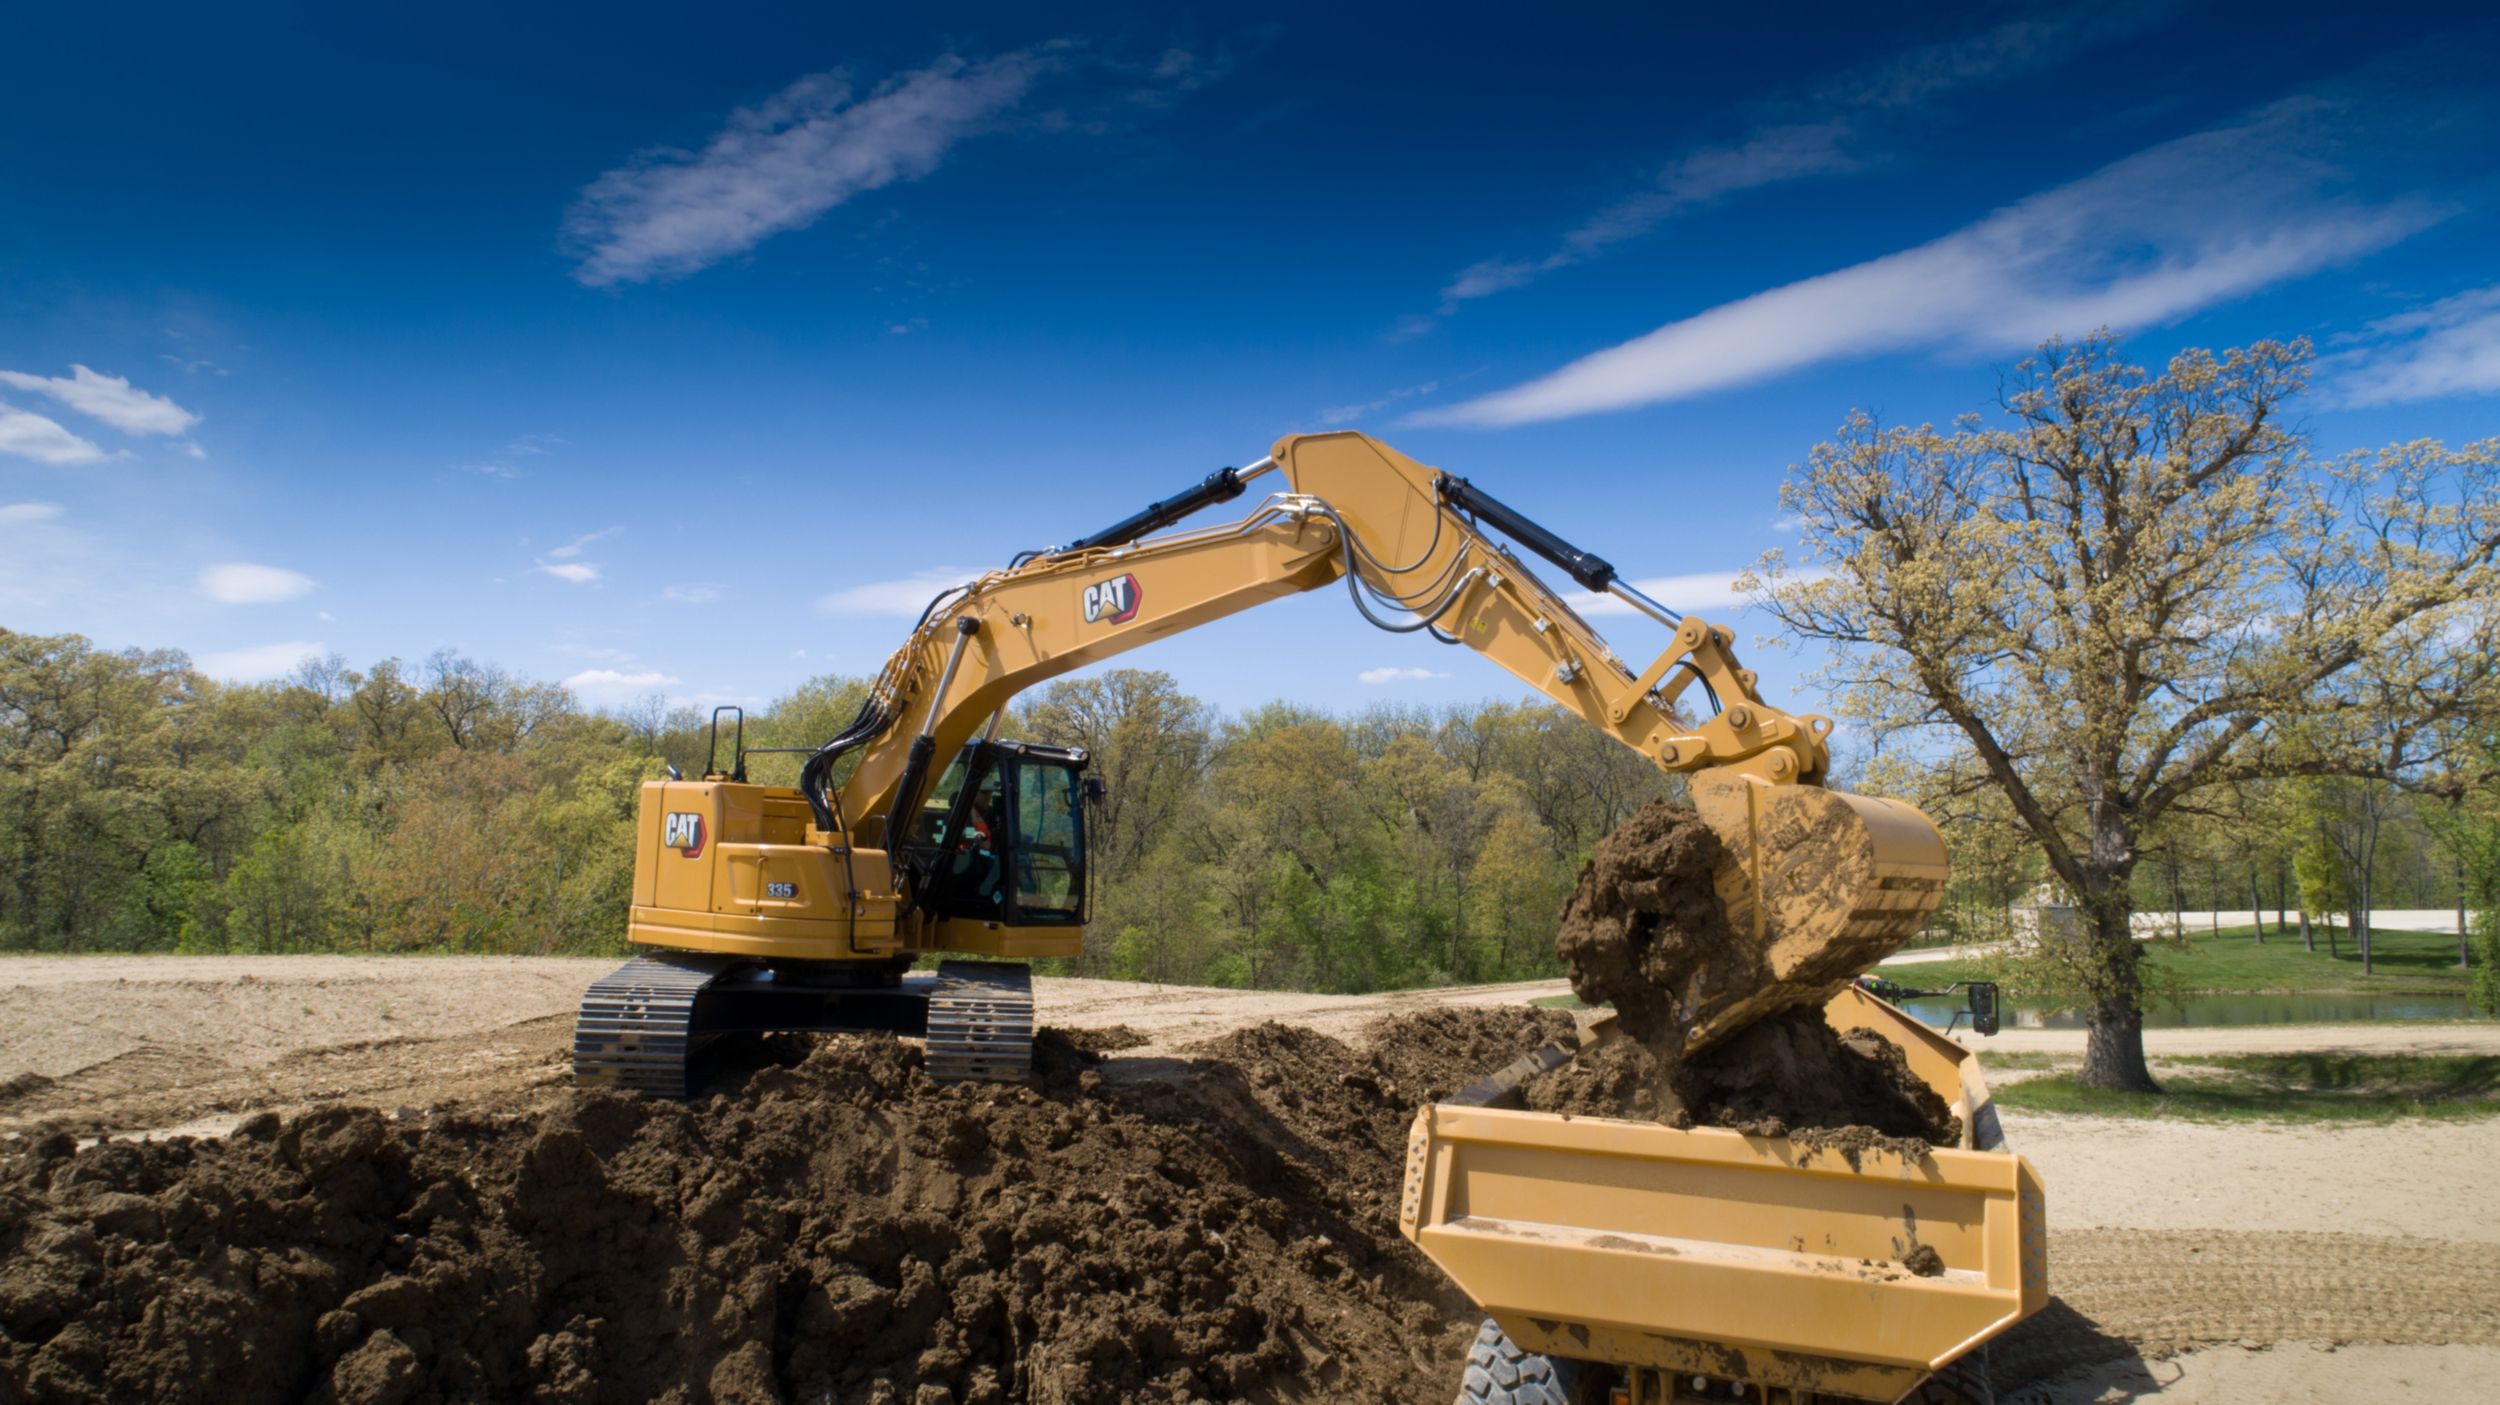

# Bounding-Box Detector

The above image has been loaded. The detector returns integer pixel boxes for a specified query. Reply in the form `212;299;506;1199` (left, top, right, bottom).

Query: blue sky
3;1;2496;728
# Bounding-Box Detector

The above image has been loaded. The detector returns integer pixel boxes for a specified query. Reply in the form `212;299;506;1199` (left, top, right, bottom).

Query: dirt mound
1521;1010;1958;1152
0;1014;1578;1405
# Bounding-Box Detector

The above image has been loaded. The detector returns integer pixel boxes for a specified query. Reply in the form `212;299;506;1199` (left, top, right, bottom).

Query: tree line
0;631;1675;991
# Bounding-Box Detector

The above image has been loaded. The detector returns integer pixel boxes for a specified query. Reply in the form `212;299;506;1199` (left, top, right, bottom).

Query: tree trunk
2276;864;2290;932
2077;890;2159;1093
2299;908;2314;952
2249;871;2266;944
2462;881;2473;970
2328;911;2342;959
2358;878;2374;977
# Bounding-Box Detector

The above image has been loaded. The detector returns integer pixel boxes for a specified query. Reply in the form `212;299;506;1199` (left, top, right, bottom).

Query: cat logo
1082;572;1142;625
662;811;706;858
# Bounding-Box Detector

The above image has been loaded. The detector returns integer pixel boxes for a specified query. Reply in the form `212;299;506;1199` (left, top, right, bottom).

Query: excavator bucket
1684;769;1950;1049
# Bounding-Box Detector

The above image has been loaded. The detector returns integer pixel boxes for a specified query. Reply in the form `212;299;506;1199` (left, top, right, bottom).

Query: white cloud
1317;381;1440;426
0;365;200;436
566;52;1049;286
536;561;601;584
545;527;620;560
2331;285;2500;406
1421;98;2437;427
1357;665;1452;685
0;401;104;464
179;441;207;460
564;668;684;700
198;562;317;604
662;582;724;604
1429;6;2170;314
0;502;64;524
1563;568;1830;619
1770;513;1803;533
817;565;979;616
197;640;325;680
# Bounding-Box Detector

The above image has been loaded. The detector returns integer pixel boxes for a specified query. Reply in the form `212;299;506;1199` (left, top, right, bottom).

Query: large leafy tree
1757;334;2500;1090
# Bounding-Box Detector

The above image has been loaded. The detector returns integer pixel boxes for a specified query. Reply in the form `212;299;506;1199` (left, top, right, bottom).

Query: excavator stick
1685;769;1950;1050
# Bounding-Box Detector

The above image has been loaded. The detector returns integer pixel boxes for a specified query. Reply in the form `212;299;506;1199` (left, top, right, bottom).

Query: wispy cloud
198;562;317;605
1564;568;1830;619
563;667;683;700
535;561;601;585
2330;284;2500;406
1357;665;1451;685
0;365;201;436
0;502;65;525
662;582;724;604
1426;5;2171;319
1421;95;2441;428
0;402;104;464
817;566;979;616
1317;381;1440;426
546;527;621;560
197;640;325;681
566;52;1053;286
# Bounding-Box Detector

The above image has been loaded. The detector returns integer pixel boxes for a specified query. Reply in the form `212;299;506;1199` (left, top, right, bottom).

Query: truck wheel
1457;1319;1584;1405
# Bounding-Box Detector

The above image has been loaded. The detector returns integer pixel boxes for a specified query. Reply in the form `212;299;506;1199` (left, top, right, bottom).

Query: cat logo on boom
663;812;706;858
1082;573;1142;625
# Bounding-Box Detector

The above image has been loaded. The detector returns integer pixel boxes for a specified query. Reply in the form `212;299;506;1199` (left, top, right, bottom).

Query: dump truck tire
1457;1319;1584;1405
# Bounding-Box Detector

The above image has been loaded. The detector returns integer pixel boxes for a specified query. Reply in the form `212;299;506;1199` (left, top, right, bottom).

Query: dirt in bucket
1537;800;1958;1153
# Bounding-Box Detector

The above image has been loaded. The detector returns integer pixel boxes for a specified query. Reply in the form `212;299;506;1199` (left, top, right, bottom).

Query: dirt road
5;954;2496;1402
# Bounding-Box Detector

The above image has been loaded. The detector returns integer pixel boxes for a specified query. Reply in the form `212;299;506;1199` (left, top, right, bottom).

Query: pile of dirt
1522;1010;1960;1154
0;1012;1570;1405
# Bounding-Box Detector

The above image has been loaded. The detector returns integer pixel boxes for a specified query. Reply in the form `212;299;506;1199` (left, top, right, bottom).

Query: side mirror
1082;776;1107;804
1966;981;2000;1037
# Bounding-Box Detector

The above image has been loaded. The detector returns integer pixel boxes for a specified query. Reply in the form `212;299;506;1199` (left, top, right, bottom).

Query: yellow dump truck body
1399;987;2046;1402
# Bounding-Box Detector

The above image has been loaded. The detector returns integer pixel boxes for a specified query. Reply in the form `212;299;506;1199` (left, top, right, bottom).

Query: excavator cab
901;740;1092;926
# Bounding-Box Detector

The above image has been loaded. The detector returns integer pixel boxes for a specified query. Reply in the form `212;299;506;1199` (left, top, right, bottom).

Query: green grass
1530;993;1601;1011
1990;1052;2500;1123
1875;923;2477;997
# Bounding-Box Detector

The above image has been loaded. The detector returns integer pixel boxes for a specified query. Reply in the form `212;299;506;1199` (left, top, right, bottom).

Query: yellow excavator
571;431;1949;1093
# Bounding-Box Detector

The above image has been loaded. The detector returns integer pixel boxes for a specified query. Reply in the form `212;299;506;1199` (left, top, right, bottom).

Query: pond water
1892;991;2482;1031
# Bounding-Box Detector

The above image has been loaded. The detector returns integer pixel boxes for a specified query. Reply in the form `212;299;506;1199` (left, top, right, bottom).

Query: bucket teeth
924;961;1035;1083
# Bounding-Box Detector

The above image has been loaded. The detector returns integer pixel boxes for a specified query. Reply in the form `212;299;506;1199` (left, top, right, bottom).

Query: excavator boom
571;433;1947;1091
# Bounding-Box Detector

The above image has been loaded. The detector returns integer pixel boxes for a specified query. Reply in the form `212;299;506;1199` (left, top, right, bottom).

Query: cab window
1006;757;1085;921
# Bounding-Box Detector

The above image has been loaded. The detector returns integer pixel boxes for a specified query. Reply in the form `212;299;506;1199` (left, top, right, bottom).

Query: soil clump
1553;801;1761;1051
0;1010;1571;1405
1540;801;1955;1151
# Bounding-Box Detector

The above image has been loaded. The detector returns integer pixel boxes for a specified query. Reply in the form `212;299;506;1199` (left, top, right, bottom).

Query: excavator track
925;960;1035;1082
570;951;743;1098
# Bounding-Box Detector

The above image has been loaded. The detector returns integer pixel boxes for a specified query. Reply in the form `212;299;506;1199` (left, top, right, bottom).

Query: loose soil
1543;805;1958;1158
1521;1011;1960;1155
4;960;2499;1402
1554;802;1760;1052
0;1009;1572;1405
